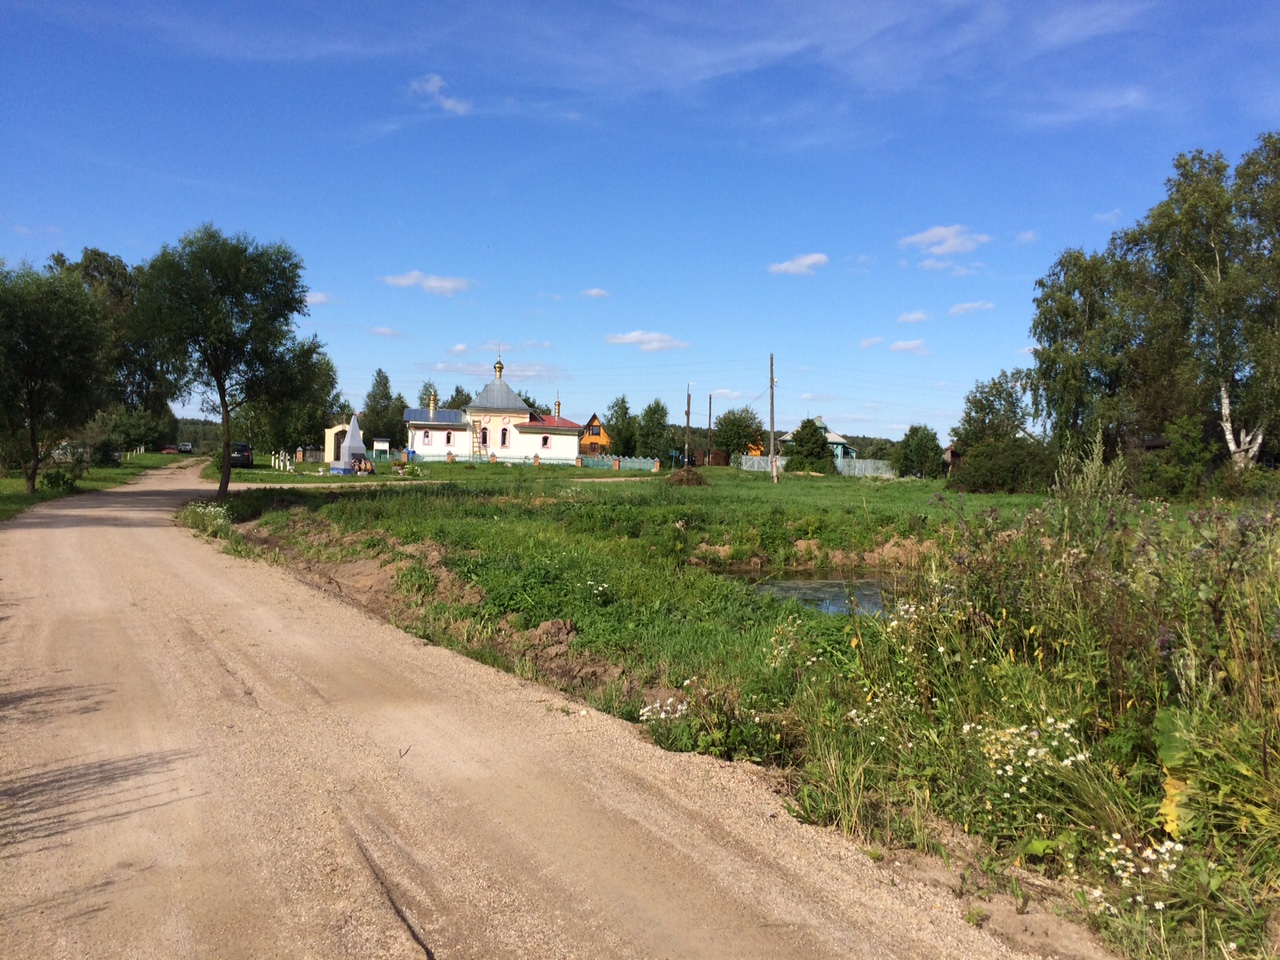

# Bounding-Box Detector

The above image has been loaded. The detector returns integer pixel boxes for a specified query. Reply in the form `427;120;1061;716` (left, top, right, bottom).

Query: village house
578;413;610;456
403;359;583;464
778;416;858;464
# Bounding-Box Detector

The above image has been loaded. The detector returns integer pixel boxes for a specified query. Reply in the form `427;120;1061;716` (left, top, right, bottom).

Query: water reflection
735;571;887;616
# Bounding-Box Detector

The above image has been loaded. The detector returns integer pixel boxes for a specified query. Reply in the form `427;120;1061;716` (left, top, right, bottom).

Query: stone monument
331;413;366;474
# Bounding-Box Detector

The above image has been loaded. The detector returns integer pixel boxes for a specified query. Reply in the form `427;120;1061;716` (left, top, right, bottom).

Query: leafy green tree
846;435;896;461
0;264;108;492
636;398;670;459
713;406;764;456
892;424;944;478
141;224;309;499
442;385;472;410
953;370;1035;453
417;379;438;408
361;368;409;448
1124;138;1280;469
1028;249;1139;453
783;418;836;473
604;394;637;456
236;340;344;453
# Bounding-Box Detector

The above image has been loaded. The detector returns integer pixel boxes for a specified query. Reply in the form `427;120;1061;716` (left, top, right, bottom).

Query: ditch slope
2;463;1057;959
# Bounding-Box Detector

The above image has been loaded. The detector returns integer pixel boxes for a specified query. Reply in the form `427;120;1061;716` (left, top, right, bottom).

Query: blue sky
4;1;1279;442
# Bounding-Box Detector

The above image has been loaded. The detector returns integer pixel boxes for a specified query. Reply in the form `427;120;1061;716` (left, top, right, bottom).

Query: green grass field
0;452;187;523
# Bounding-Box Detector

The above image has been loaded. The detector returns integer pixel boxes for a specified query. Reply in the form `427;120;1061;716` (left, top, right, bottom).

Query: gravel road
1;463;1038;958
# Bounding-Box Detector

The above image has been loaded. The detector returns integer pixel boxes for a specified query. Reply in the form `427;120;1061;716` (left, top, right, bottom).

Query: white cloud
1094;208;1122;224
449;343;467;354
383;271;475;296
580;287;610;298
890;339;928;355
433;360;563;381
521;340;554;349
370;326;401;337
1015;230;1038;244
860;337;884;349
900;225;991;256
949;301;995;315
919;258;953;271
605;330;689;352
711;389;743;399
898;310;928;324
1019;346;1036;355
410;73;471;115
800;392;836;402
305;292;331;306
538;292;564;300
769;253;829;276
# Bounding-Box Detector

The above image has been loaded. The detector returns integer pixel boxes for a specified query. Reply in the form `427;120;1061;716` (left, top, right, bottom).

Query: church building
402;359;583;464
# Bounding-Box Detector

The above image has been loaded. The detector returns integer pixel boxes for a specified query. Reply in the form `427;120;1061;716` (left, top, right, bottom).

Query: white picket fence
738;455;895;478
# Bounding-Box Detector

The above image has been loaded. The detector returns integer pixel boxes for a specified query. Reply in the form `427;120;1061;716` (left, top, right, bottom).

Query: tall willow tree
142;224;310;499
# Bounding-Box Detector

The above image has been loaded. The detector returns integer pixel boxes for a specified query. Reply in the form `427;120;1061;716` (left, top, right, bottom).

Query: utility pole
707;394;712;464
684;383;692;467
769;354;778;483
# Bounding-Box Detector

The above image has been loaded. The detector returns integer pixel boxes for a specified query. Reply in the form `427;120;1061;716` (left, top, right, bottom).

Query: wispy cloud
383;271;475;296
449;343;467;354
370;326;401;337
1025;86;1150;126
890;339;928;355
1019;346;1036;355
860;337;884;349
521;340;554;349
901;225;991;256
306;292;331;306
580;287;610;298
769;253;829;276
1094;208;1122;224
712;389;743;399
605;330;689;352
898;310;928;323
949;301;994;315
1015;230;1039;244
410;73;471;115
800;392;836;402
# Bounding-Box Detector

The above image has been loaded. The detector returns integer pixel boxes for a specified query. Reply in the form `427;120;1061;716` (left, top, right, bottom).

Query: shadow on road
0;750;200;850
0;683;114;726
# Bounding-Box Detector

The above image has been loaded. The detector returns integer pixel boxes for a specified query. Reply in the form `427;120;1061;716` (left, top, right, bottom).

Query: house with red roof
403;359;583;464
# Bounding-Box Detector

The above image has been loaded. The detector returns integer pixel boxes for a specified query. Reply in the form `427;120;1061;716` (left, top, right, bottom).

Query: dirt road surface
2;463;1036;959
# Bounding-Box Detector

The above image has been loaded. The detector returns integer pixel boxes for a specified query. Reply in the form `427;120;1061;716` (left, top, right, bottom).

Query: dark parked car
229;442;254;467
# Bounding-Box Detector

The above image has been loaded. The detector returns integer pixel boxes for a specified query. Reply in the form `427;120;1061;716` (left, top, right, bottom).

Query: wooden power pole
707;393;712;464
684;384;692;467
769;354;778;483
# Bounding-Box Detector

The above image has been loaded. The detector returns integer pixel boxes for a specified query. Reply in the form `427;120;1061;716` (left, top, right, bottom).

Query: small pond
729;570;889;616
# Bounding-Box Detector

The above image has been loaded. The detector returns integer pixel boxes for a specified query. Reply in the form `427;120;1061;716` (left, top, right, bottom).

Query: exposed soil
1;462;1114;959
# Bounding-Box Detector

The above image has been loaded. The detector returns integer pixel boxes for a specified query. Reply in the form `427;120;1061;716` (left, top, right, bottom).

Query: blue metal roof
403;407;467;425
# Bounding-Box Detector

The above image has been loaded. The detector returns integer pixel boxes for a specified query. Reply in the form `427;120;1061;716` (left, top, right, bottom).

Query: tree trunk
217;383;232;501
23;413;38;494
1220;383;1264;470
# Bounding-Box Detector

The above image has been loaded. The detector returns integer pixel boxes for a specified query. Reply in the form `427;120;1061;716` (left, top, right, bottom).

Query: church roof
469;358;531;412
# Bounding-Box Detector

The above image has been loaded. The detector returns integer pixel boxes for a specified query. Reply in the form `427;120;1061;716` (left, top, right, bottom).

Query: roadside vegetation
183;450;1280;958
